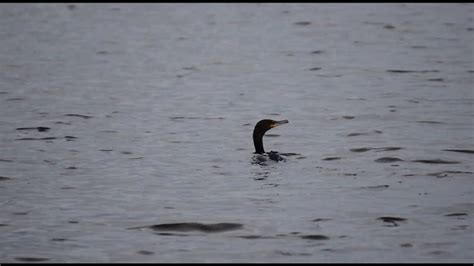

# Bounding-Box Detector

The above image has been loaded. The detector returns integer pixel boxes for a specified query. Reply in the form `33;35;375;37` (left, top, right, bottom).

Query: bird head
253;119;289;136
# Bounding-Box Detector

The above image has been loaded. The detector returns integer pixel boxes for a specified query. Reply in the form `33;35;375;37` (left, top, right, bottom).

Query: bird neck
253;132;265;154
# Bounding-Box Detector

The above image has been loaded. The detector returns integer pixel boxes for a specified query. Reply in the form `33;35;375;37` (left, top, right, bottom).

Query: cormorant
252;119;295;163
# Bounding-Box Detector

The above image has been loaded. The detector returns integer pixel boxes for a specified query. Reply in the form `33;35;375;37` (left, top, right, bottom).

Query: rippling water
0;3;473;262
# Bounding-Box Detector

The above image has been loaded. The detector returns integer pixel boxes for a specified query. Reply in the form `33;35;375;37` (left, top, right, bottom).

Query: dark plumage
252;119;289;162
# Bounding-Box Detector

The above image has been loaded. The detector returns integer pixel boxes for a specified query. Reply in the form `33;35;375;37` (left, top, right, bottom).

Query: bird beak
271;119;289;128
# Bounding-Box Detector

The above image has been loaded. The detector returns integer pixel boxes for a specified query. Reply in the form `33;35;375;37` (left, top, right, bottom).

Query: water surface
0;3;473;262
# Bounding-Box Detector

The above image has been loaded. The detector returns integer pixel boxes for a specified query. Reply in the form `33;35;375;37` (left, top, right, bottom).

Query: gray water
0;3;473;263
